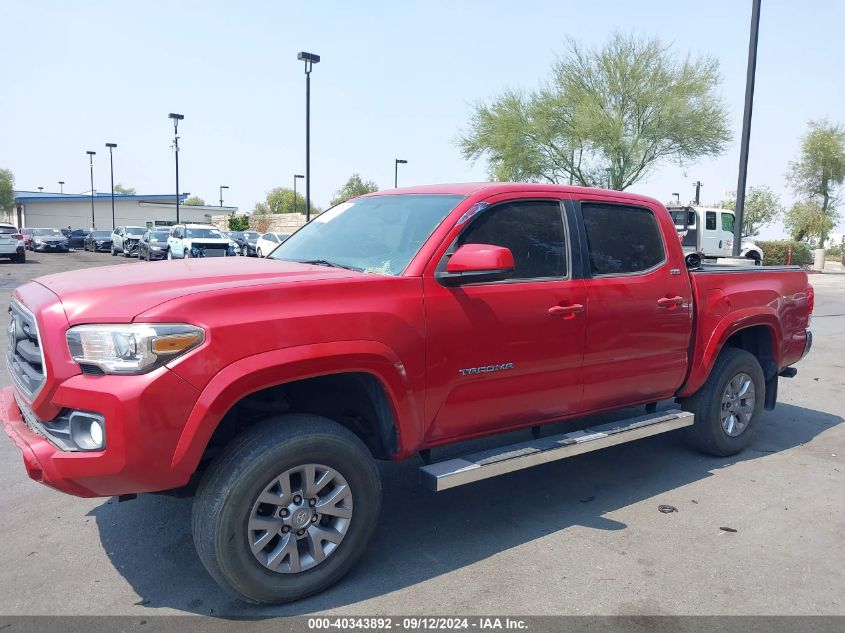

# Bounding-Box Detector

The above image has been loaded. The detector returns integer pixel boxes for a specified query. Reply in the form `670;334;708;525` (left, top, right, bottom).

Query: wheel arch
170;342;421;476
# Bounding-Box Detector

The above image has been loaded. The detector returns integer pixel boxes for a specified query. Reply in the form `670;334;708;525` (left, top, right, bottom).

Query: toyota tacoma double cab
1;184;813;604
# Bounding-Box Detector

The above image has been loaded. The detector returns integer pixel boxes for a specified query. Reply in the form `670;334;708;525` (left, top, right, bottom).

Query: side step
419;409;694;491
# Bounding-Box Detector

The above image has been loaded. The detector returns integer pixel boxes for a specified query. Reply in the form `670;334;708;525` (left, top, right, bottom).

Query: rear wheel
680;347;764;456
13;251;25;263
192;414;381;605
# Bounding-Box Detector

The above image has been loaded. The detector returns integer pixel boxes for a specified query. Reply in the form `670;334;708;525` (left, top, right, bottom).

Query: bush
754;240;813;266
227;213;249;231
826;244;843;260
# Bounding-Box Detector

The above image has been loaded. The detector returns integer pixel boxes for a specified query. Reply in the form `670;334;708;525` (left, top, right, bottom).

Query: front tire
257;247;263;258
680;347;765;456
111;245;117;256
192;414;381;605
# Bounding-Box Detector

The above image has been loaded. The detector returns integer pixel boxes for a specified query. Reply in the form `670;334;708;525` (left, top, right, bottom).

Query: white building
5;191;237;230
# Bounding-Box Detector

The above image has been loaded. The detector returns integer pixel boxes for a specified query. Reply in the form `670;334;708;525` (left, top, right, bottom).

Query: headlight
66;324;204;374
151;246;163;251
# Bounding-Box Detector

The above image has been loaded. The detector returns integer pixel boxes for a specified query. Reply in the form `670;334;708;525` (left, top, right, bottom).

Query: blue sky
3;0;843;238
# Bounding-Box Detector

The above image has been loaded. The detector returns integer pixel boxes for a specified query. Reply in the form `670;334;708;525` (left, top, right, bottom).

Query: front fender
169;340;420;475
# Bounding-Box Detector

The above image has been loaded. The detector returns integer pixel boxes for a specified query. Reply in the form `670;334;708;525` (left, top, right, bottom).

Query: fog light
69;412;106;451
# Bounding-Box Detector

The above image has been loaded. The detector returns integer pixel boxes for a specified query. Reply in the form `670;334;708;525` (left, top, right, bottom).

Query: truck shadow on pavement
89;401;841;616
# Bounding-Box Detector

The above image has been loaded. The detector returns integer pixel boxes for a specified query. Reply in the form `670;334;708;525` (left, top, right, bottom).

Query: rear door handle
657;296;684;309
549;304;584;320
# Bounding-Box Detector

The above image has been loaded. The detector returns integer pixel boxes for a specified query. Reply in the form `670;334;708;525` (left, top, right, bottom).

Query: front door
575;196;693;411
423;195;586;442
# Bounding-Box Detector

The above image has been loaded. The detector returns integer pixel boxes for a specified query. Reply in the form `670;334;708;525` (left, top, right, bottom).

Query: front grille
7;300;46;400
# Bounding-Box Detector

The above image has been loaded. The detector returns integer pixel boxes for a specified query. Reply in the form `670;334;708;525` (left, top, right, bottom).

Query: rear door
423;194;587;441
574;196;693;411
700;210;722;256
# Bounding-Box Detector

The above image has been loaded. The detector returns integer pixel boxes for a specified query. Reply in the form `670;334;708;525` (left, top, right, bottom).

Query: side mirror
436;244;515;286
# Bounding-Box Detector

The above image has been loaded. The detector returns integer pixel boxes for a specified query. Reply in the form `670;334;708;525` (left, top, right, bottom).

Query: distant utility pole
86;150;96;229
58;181;64;193
692;181;703;205
733;0;762;256
169;113;185;223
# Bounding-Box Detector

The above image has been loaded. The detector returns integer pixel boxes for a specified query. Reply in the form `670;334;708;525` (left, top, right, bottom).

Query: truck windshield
270;194;465;275
185;228;224;238
126;227;146;236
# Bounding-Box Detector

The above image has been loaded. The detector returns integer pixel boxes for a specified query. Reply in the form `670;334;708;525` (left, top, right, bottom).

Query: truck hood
34;257;361;324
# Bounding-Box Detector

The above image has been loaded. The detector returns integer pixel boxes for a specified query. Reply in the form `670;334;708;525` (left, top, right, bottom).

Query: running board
419;409;694;491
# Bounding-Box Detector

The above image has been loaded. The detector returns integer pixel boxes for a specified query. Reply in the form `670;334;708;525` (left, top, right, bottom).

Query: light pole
169;113;185;223
106;143;117;229
219;185;229;207
394;159;407;188
58;181;64;193
604;167;612;189
37;187;43;193
86;151;96;229
692;180;703;205
733;0;762;256
293;174;304;214
297;51;320;222
672;192;680;204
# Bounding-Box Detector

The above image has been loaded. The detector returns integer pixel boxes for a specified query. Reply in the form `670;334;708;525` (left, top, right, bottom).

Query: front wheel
111;245;117;256
192;414;381;605
680;347;765;456
257;247;263;258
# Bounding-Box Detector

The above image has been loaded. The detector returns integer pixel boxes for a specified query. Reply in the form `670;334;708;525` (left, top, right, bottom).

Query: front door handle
657;296;684;309
549;304;584;320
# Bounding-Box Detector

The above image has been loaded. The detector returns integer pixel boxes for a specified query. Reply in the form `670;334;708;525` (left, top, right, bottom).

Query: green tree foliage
785;119;845;244
329;173;379;206
184;195;206;206
718;185;783;237
227;213;249;231
113;183;136;195
459;32;731;190
252;187;317;214
0;168;14;209
784;200;835;246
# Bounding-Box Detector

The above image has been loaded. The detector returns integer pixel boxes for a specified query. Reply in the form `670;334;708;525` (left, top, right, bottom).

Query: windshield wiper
298;259;363;272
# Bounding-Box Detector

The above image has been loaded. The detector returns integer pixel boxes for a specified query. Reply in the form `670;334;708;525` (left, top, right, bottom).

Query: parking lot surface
0;252;842;616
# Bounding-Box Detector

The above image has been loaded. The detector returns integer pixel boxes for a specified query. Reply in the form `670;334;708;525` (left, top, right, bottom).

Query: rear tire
192;414;381;605
680;347;765;456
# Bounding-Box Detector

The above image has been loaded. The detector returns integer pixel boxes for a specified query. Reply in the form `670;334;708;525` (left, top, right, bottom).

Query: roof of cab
363;182;664;208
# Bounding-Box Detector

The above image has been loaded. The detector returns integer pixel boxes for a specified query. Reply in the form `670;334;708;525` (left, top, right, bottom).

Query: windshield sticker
455;202;488;227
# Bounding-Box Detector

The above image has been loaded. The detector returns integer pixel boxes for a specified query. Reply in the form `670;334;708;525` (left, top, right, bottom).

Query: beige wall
15;200;235;230
210;213;308;235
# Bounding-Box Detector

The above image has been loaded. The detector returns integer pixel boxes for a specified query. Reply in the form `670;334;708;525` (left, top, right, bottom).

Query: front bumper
92;242;112;252
0;364;202;497
32;242;69;252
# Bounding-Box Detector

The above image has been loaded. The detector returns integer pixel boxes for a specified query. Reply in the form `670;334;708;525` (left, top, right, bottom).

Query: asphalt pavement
0;251;842;616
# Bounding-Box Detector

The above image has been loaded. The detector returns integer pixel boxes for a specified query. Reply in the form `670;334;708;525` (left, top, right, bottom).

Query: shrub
754;240;813;266
826;244;843;260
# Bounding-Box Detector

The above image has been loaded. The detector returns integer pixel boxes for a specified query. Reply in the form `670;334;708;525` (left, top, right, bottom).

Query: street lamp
293;174;304;214
37;187;43;192
169;113;185;223
58;181;64;193
86;151;96;229
672;192;680;204
106;143;117;229
604;167;612;189
297;51;320;222
394;159;407;188
219;185;229;207
692;180;703;205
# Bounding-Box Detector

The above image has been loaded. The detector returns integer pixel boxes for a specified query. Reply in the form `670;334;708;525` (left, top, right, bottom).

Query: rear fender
679;309;782;398
169;341;420;475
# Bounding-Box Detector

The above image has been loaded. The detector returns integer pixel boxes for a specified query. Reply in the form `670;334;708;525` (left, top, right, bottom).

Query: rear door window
721;212;735;233
581;203;665;276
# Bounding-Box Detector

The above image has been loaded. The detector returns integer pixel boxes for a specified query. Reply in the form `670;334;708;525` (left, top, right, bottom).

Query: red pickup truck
2;183;813;604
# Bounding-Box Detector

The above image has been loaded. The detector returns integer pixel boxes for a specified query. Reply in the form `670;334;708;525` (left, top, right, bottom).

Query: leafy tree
227;213;249;231
113;183;136;195
0;168;14;209
786;119;845;244
718;185;783;237
252;187;317;214
184;195;206;206
329;173;378;206
784;200;835;246
459;32;731;190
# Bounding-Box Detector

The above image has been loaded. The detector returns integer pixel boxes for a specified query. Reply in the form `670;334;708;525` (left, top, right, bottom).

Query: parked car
255;231;290;257
166;224;237;259
229;231;261;256
111;226;147;257
139;230;171;261
20;228;34;250
29;227;69;252
0;184;814;605
0;223;25;263
64;229;89;250
83;231;113;253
